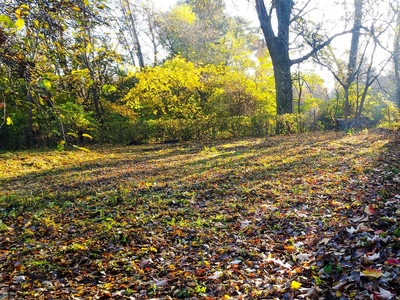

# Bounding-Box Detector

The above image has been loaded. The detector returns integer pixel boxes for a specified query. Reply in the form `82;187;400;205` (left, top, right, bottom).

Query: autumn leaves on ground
1;130;399;299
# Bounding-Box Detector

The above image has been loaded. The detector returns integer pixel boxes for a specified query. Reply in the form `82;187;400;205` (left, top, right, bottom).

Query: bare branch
290;28;355;65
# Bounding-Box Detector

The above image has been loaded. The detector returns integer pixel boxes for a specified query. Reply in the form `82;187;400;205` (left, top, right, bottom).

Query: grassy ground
0;130;399;299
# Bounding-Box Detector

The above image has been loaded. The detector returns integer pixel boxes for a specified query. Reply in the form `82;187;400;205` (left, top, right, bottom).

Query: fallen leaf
357;223;371;232
229;259;242;264
346;226;358;234
297;253;312;262
260;204;278;211
299;286;319;298
361;268;382;278
332;280;347;290
385;258;400;267
14;275;26;283
318;238;331;245
245;268;256;273
284;245;295;252
350;215;369;223
240;220;251;229
373;287;395;299
154;279;168;287
265;255;292;269
291;280;302;290
365;204;377;215
364;252;380;262
208;271;223;279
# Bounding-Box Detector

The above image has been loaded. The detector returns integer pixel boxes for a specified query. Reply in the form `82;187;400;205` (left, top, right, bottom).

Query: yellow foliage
125;56;204;119
124;55;276;120
15;18;25;30
291;280;302;290
6;117;13;126
171;4;197;24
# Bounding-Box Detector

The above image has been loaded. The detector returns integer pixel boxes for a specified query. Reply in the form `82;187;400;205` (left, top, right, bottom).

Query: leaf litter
0;130;399;299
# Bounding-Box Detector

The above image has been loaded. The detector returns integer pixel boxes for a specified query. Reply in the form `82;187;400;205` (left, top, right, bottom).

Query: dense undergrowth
0;130;399;299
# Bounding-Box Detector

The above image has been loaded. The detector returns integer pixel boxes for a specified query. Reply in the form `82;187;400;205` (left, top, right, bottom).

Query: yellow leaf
33;19;39;28
6;117;13;125
15;18;24;30
361;268;382;278
86;42;92;53
284;245;295;252
67;132;78;138
291;280;302;290
20;4;30;10
72;6;81;12
82;133;93;140
14;9;22;18
72;145;91;152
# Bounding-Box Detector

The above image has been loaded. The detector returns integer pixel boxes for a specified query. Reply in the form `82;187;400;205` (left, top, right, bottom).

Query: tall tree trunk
144;4;159;66
124;0;145;68
256;0;293;115
344;0;363;122
26;88;34;148
394;3;400;109
272;55;293;115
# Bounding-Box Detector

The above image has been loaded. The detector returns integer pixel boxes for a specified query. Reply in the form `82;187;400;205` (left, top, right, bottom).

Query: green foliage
276;113;315;134
205;68;258;117
56;140;66;151
128;114;275;142
377;100;400;129
100;112;133;143
59;102;95;131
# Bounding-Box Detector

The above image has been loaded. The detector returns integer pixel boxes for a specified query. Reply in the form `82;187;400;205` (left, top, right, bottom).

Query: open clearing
1;130;399;299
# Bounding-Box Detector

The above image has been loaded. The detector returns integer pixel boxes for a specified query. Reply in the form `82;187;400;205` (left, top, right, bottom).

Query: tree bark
394;3;400;109
255;0;351;117
344;0;363;122
273;58;293;114
26;88;34;148
255;0;293;115
124;0;145;68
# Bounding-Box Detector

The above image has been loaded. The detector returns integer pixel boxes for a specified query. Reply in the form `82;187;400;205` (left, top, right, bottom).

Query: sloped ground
0;130;399;299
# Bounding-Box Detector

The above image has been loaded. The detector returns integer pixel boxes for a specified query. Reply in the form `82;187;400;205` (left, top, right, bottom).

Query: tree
393;1;400;109
314;0;395;129
0;0;106;147
124;56;205;119
158;0;258;67
117;0;145;68
255;0;352;116
158;0;230;65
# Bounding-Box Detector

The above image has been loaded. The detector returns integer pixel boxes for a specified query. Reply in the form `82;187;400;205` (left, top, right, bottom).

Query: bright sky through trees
157;0;257;19
155;0;392;92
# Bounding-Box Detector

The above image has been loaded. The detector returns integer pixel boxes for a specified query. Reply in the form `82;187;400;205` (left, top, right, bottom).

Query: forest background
0;0;400;149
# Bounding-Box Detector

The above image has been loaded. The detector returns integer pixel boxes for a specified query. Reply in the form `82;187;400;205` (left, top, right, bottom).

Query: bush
275;114;314;134
124;115;276;143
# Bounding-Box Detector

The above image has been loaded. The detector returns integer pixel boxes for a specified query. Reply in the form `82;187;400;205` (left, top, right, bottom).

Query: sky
155;0;258;22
